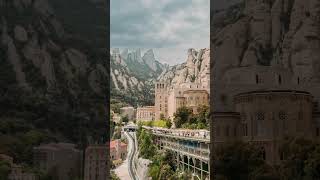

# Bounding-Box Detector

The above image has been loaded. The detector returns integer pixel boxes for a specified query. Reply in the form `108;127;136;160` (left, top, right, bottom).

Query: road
124;131;139;180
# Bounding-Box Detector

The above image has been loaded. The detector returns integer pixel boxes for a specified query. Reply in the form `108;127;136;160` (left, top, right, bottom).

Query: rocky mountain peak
142;49;157;71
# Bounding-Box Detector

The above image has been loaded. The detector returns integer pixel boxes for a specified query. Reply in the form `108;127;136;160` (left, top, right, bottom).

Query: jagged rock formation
212;0;320;112
158;48;210;88
0;0;108;152
111;48;165;107
213;0;320;82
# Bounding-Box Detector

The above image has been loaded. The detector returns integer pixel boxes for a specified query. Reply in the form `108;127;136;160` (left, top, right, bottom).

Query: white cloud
111;0;209;64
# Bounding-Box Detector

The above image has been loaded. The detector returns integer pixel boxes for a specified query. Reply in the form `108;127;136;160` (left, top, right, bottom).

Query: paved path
114;158;130;180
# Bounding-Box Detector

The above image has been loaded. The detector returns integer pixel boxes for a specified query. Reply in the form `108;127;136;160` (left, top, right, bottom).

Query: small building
33;143;82;180
136;106;155;121
112;113;122;123
84;145;108;180
120;106;136;121
110;139;127;161
0;154;37;180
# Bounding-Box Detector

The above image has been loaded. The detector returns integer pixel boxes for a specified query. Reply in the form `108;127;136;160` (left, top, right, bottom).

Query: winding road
124;131;139;180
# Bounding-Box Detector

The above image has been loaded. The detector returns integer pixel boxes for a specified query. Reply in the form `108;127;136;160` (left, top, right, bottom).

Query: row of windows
255;74;301;85
157;84;165;88
241;111;293;122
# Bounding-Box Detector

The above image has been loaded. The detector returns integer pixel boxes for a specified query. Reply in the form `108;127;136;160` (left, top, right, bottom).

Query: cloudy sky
111;0;210;65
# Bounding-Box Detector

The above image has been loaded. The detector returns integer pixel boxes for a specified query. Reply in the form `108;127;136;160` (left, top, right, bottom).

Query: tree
304;145;320;179
138;129;156;159
214;141;267;180
278;137;316;180
0;160;10;180
160;113;165;120
165;120;172;129
197;105;209;125
173;106;193;128
121;115;129;124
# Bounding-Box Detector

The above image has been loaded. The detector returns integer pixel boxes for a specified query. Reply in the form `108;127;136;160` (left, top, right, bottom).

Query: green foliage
112;126;122;140
148;151;177;180
137;129;156;159
121;115;129;123
0;160;10;180
139;120;170;128
174;105;209;129
214;139;320;180
278;137;318;180
214;141;267;180
111;171;121;180
173;106;194;128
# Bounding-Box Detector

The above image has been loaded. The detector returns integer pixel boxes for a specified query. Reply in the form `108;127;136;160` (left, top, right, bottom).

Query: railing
160;140;209;161
143;126;210;142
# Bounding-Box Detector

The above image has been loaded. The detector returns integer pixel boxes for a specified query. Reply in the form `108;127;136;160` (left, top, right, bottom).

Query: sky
110;0;210;65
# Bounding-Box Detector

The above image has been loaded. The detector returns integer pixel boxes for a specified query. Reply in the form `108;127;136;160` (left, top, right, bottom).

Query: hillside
0;0;108;165
213;0;320;81
158;48;210;88
110;48;166;110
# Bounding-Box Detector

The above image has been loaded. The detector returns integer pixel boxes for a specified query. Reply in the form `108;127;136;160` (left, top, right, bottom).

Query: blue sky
110;0;210;65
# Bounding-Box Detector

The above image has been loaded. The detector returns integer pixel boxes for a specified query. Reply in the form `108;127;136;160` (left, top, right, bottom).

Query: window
225;126;230;136
317;128;320;137
278;75;282;84
243;123;248;136
297;77;300;84
256;74;259;84
256;112;265;136
262;147;266;160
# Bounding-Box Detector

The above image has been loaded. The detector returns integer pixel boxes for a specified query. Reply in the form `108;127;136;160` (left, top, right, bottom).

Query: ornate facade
213;64;320;164
155;82;210;120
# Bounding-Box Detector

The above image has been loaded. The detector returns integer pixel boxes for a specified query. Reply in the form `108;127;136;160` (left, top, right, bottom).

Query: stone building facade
110;139;127;161
33;143;82;180
84;145;108;180
136;106;155;121
155;82;209;120
120;106;136;121
0;154;37;180
212;64;320;165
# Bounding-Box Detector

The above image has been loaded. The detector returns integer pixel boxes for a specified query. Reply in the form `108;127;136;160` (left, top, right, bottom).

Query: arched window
278;75;282;84
261;147;266;160
243;123;248;136
279;111;288;131
256;112;265;136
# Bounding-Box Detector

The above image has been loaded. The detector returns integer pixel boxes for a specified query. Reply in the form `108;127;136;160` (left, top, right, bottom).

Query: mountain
213;0;320;82
0;0;108;164
110;48;166;109
110;48;210;110
158;48;210;89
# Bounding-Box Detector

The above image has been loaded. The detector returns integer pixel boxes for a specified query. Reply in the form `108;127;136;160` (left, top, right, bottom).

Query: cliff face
213;0;320;83
0;0;108;152
110;48;166;107
158;48;210;88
